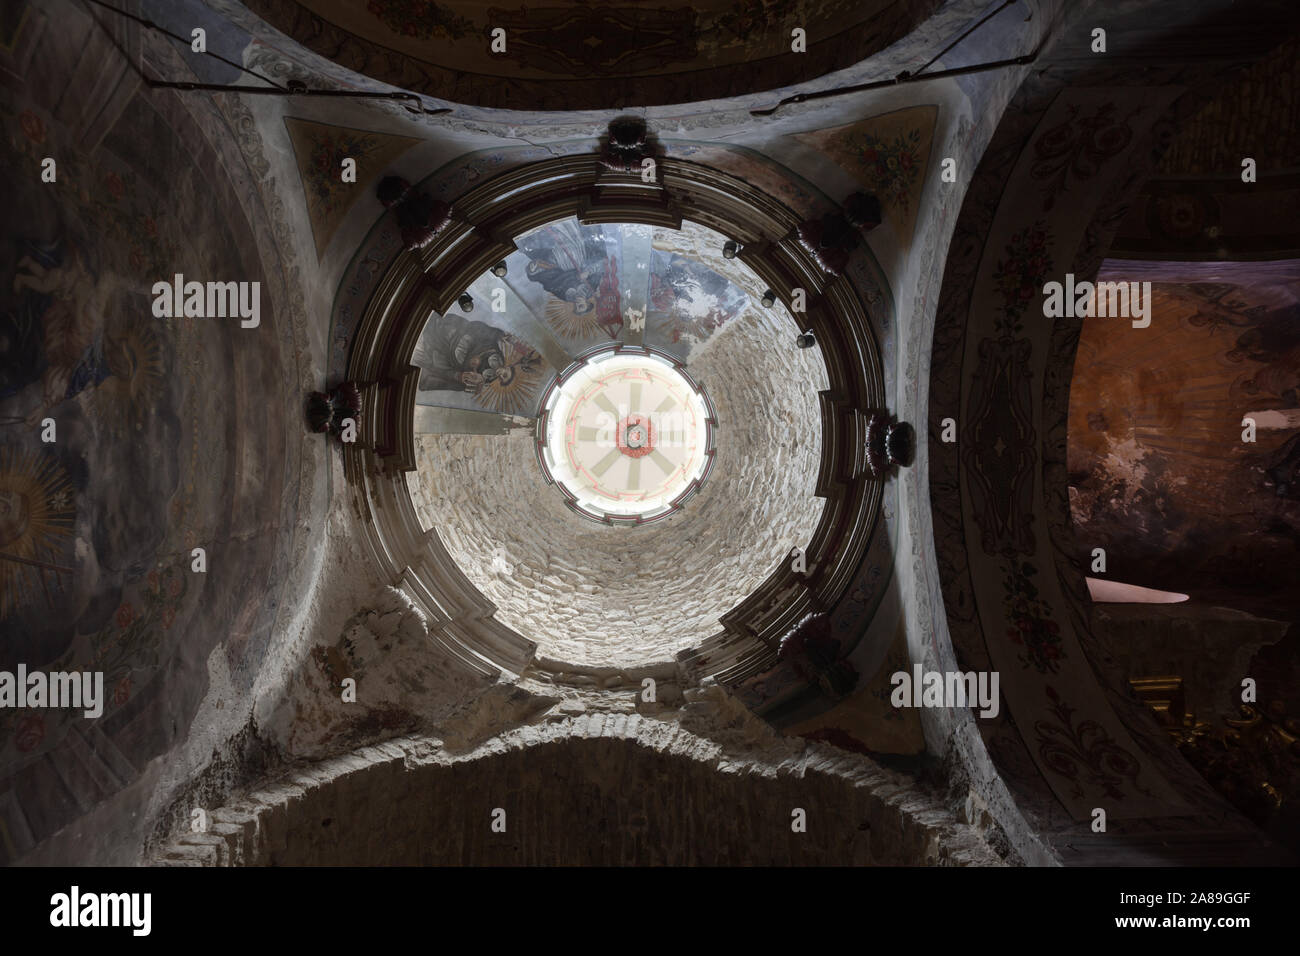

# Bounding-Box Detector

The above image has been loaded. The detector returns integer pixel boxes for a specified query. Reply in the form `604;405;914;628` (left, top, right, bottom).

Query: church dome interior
406;217;828;668
1;0;1298;896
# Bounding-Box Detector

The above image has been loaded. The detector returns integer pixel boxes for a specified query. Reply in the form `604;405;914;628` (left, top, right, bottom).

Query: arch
240;0;945;112
925;0;1299;858
151;717;1000;866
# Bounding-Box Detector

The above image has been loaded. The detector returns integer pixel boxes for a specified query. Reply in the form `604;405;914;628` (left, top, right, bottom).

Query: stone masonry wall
153;712;1002;866
410;306;828;668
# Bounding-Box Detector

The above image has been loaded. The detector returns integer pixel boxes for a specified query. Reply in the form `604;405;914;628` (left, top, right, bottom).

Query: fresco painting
285;118;421;260
791;105;938;249
1068;261;1300;619
0;19;302;862
645;224;751;361
413;312;549;417
518;219;625;345
412;218;766;418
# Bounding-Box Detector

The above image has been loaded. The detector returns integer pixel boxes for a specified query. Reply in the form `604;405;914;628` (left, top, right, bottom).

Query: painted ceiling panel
1068;259;1300;616
413;217;777;419
243;0;943;108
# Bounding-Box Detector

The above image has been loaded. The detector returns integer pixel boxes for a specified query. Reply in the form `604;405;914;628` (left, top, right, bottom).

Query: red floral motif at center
615;413;654;458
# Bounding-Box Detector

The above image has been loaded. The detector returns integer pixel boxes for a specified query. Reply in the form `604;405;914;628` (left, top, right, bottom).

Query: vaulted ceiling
242;0;943;109
2;0;1298;869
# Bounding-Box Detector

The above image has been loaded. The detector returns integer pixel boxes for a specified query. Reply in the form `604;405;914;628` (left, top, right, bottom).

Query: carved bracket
306;380;362;440
865;412;915;478
795;191;883;276
600;115;658;174
377;175;453;252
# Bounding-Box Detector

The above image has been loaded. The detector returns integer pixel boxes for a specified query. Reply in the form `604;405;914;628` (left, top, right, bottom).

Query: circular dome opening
405;216;829;668
537;347;716;524
350;158;887;680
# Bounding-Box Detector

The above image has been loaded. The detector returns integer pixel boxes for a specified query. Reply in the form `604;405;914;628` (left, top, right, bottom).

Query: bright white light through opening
537;348;715;523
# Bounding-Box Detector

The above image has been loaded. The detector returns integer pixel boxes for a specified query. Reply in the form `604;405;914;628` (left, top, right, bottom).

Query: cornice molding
345;155;888;683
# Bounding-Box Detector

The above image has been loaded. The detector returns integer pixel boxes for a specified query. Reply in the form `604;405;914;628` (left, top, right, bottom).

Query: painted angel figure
519;220;622;340
414;312;543;415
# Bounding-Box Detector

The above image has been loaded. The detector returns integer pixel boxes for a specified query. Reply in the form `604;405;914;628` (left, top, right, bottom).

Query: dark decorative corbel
377;175;453;252
864;412;915;477
306;381;362;438
796;212;855;276
843;191;882;231
600;116;657;174
795;191;883;276
778;613;858;699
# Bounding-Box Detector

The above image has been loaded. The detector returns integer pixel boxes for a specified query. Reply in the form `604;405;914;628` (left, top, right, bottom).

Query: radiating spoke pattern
537;348;714;522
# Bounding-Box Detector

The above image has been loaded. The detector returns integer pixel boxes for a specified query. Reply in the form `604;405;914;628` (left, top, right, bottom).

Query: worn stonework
410;306;828;668
13;0;1293;870
261;585;492;759
151;699;1003;867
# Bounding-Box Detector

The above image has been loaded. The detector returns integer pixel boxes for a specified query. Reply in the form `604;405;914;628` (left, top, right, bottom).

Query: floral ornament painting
366;0;475;40
1002;560;1065;674
853;127;924;214
991;222;1053;335
285;119;420;258
790;106;937;247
